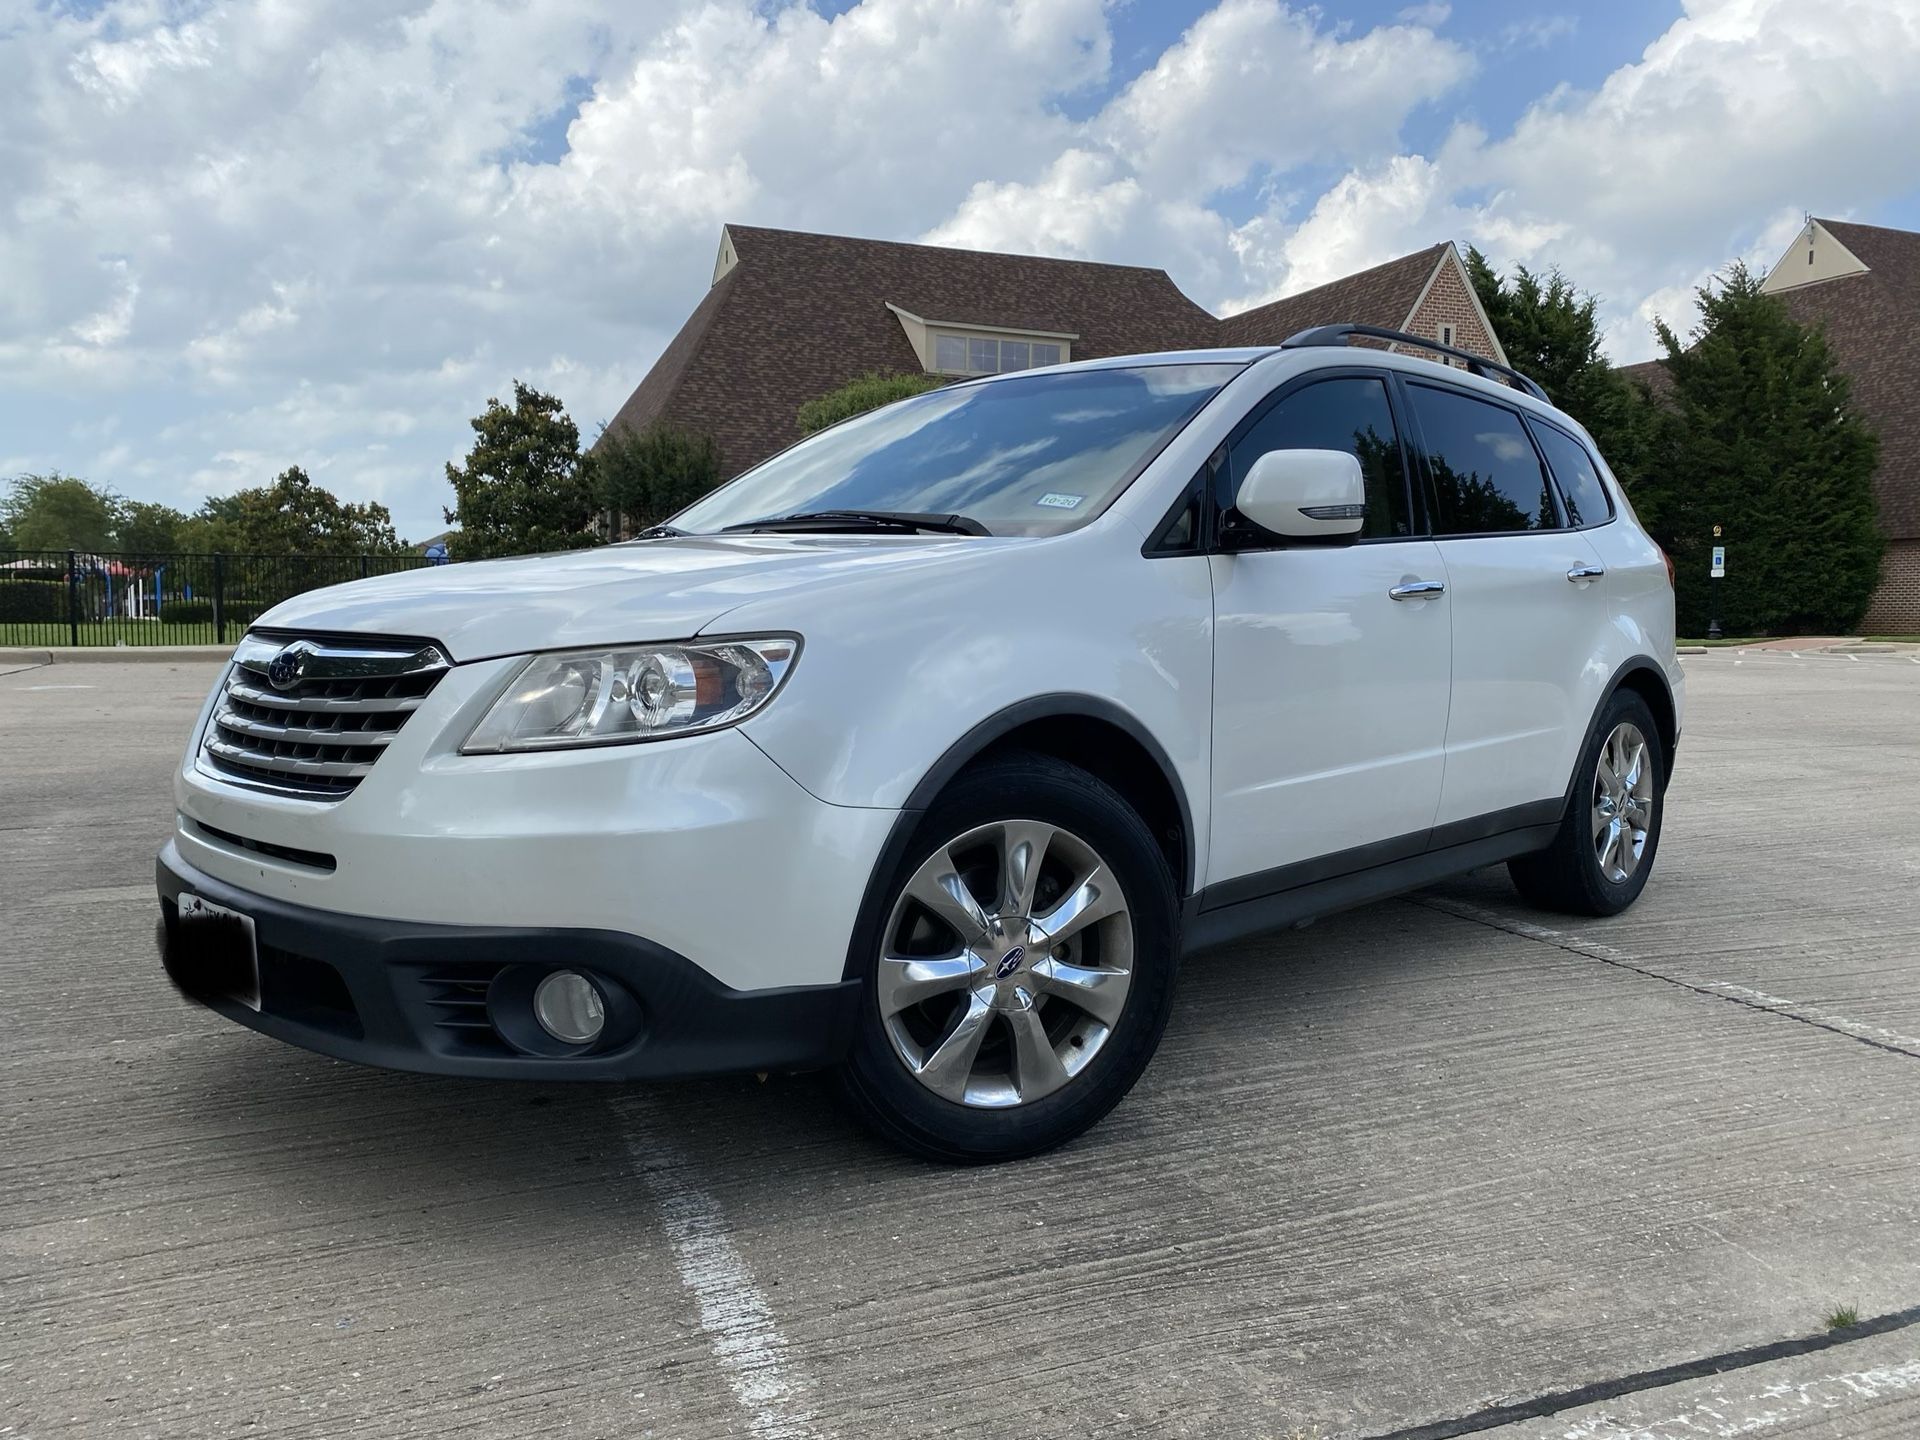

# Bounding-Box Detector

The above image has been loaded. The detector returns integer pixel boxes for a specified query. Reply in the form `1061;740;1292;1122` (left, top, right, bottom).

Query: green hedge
0;579;66;622
158;598;265;626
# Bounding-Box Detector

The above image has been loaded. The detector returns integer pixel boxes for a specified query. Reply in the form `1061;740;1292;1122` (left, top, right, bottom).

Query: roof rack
1281;324;1550;404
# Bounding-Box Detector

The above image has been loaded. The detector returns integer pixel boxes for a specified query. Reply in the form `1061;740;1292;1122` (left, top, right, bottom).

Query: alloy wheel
878;819;1134;1109
1592;720;1654;884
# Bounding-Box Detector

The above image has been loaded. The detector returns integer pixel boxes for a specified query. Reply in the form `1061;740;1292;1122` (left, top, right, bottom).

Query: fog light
533;970;605;1045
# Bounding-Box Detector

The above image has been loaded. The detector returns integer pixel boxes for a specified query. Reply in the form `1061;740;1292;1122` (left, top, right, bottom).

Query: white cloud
2;0;1918;535
929;0;1475;318
1222;0;1920;358
1096;0;1473;198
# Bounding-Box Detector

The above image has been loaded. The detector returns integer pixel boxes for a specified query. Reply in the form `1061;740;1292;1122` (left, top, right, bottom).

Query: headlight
462;636;799;753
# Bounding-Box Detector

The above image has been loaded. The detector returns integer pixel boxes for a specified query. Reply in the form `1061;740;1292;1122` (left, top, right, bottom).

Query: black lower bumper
156;842;860;1080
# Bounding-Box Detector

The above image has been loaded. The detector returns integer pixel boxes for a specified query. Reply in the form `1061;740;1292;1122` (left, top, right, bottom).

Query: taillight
1659;547;1675;588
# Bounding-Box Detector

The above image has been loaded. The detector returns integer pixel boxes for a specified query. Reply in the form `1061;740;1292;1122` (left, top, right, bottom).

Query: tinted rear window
1408;384;1562;535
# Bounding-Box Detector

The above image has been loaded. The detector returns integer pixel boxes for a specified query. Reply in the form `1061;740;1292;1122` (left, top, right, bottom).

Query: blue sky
4;0;1918;541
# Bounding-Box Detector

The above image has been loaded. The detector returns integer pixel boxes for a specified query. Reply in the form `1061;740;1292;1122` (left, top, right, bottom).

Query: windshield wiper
633;523;686;539
721;509;991;537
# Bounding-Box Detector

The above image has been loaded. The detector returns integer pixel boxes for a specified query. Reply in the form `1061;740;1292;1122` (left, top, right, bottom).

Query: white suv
158;327;1682;1163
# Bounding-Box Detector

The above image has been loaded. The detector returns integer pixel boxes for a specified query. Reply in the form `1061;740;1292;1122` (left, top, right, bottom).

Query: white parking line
612;1097;821;1440
1418;896;1920;1057
1550;1356;1920;1438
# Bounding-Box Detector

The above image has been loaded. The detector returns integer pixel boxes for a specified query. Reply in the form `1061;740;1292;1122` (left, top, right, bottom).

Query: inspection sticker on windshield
1035;492;1084;510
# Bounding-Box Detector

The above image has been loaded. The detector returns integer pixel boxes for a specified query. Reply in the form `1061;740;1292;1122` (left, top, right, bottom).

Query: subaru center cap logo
994;945;1026;980
266;642;312;692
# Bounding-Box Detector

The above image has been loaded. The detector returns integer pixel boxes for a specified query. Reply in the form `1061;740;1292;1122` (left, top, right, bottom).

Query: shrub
796;371;943;435
0;578;66;623
159;599;214;624
595;422;724;533
159;597;265;626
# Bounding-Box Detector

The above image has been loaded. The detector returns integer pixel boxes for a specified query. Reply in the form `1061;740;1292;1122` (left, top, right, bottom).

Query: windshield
670;363;1240;537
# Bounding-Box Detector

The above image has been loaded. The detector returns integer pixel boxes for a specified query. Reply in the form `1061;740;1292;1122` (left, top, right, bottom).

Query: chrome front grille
200;633;451;799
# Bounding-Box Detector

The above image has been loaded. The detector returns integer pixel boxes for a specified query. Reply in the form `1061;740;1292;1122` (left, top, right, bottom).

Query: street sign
1710;545;1726;578
1712;524;1723;538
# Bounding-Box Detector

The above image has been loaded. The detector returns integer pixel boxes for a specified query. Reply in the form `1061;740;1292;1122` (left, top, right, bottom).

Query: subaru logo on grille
994;945;1026;980
266;643;311;691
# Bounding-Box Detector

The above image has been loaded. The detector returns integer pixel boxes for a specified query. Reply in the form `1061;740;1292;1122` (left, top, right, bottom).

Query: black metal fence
0;549;436;648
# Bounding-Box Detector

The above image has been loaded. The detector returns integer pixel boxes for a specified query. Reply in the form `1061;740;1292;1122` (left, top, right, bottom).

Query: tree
796;371;943;436
114;499;189;560
1;473;120;553
595;422;723;535
1466;248;1652;480
444;382;600;559
1637;263;1882;635
196;466;406;555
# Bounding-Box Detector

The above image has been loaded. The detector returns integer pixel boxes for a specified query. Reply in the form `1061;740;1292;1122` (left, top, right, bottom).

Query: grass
0;621;227;647
1863;635;1920;644
1677;637;1767;647
1824;1303;1862;1331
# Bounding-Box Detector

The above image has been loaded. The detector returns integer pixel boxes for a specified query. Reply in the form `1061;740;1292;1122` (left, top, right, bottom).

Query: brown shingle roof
1217;244;1447;347
1771;219;1920;539
602;225;1217;474
1618;356;1674;400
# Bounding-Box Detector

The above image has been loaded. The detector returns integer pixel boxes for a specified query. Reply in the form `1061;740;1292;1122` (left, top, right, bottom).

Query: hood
252;535;1005;661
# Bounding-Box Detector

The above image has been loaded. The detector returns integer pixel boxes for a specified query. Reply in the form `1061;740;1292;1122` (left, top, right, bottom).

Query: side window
1408;384;1562;535
1227;376;1413;539
1529;419;1615;529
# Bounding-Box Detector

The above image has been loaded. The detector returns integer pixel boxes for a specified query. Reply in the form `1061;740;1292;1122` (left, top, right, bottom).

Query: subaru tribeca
158;327;1682;1163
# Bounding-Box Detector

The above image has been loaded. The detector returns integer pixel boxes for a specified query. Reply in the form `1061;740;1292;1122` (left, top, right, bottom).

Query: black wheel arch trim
1575;657;1679;798
842;693;1198;982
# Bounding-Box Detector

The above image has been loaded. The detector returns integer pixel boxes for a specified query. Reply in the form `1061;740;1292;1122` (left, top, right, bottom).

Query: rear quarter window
1529;419;1616;529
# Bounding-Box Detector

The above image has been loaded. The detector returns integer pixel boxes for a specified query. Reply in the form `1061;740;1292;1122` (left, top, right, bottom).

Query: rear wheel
838;752;1178;1164
1508;689;1666;916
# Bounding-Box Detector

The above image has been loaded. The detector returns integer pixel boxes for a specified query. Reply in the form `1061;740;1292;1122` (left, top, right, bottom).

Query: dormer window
888;304;1075;377
931;330;1066;375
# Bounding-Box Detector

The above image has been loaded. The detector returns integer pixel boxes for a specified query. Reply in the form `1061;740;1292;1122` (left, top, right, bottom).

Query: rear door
1401;380;1609;831
1206;370;1452;892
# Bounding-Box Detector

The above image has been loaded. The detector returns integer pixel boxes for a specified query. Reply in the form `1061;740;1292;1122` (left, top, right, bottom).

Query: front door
1207;372;1452;893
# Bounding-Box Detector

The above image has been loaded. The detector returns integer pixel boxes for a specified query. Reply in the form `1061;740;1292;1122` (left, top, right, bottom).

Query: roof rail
1281;324;1550;404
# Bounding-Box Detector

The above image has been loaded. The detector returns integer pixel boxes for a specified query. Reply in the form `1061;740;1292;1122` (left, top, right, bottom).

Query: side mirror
1234;449;1367;542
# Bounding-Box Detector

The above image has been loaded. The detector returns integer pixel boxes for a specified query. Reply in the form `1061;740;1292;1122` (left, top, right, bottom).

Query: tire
837;751;1179;1164
1508;688;1667;916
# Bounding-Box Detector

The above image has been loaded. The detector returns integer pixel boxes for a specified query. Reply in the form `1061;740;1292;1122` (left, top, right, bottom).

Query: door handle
1566;564;1607;583
1389;580;1446;601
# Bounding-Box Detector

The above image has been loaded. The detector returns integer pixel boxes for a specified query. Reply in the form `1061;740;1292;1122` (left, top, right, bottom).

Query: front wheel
837;752;1179;1164
1508;689;1667;916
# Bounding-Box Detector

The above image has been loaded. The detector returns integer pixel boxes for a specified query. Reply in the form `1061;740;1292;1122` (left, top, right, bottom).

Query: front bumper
172;655;899;993
158;843;861;1080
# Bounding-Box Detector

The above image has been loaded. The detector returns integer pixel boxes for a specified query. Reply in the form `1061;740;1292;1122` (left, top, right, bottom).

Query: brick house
1625;218;1920;632
604;225;1506;479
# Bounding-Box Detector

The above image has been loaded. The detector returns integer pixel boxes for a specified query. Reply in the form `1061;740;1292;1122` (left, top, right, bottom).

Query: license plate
177;893;261;1012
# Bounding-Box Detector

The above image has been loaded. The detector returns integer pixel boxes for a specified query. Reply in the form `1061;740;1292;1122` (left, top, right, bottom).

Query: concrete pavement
2;651;1918;1438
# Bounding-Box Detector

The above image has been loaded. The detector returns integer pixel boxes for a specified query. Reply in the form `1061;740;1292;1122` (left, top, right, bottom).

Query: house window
930;330;1067;376
1440;323;1455;348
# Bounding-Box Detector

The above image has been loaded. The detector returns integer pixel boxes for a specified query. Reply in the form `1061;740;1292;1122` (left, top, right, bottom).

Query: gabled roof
1768;218;1920;539
1218;244;1448;347
603;224;1217;471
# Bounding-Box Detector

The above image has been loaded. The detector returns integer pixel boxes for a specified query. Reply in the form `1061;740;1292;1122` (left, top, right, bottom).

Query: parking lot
4;649;1919;1439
